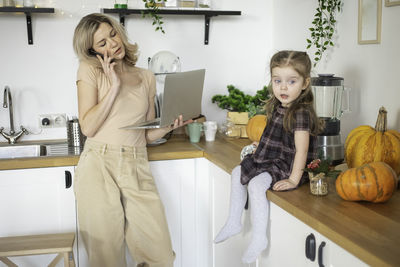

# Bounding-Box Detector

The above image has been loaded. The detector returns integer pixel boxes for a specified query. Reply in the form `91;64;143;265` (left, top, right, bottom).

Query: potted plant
212;85;269;123
211;85;270;138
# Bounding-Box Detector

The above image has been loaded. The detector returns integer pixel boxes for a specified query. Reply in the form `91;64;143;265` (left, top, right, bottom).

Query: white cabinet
150;158;211;267
0;166;77;267
209;161;256;267
258;202;368;267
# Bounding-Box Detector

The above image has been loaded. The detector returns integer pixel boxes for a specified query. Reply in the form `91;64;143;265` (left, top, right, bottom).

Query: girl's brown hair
265;50;323;135
73;13;138;68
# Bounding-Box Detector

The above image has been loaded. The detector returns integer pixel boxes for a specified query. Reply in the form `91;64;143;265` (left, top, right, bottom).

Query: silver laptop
121;69;205;129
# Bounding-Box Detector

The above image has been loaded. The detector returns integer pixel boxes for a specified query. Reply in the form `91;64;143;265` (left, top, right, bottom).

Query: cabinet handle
318;241;326;267
65;170;72;189
305;233;316;261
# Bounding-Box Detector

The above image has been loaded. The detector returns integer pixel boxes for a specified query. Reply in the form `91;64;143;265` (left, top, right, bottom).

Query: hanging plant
142;0;165;34
306;0;342;66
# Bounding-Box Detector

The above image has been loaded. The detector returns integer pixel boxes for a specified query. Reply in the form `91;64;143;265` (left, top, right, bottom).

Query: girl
214;50;321;263
73;13;188;267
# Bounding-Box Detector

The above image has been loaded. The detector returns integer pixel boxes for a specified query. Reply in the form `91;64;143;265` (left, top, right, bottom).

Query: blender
311;74;349;165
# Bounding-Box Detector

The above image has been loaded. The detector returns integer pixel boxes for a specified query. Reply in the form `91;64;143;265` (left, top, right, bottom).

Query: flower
303;158;341;178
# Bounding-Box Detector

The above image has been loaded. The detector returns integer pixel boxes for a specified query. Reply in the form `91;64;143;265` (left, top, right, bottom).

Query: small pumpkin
335;162;398;203
345;107;400;175
246;115;267;142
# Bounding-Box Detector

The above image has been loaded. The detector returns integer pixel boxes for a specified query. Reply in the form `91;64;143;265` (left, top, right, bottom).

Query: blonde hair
265;50;323;135
73;13;138;68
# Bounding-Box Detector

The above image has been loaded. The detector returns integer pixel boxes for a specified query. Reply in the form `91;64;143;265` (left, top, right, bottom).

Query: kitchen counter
0;134;399;266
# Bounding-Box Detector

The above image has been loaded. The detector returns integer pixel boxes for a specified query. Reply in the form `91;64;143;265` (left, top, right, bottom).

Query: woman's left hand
272;179;297;191
170;115;193;130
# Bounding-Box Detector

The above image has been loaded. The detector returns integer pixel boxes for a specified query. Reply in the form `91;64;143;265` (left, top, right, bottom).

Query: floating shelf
102;8;241;45
0;7;55;45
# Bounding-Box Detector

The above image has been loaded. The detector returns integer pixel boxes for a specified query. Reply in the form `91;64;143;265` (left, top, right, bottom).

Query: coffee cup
203;121;217;142
187;122;203;143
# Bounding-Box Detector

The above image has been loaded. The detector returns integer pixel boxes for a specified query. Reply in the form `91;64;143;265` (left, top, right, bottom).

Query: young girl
214;50;321;263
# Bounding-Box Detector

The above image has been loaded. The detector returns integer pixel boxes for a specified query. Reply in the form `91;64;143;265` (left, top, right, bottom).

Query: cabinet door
210;162;256;267
0;166;77;267
259;202;368;267
259;202;315;267
318;231;367;267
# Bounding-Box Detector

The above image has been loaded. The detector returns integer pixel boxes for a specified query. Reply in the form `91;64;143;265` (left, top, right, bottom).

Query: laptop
121;69;205;129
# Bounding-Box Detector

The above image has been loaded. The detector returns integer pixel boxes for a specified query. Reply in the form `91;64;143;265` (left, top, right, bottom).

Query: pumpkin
335;162;398;203
345;107;400;175
246;115;267;142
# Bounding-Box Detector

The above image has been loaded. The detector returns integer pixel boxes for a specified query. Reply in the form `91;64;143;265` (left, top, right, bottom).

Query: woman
73;13;186;267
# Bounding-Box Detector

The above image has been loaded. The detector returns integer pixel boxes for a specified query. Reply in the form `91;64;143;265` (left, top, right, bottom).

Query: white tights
214;165;272;264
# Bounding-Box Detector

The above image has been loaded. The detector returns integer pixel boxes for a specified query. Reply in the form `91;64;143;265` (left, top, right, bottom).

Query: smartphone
89;48;104;59
89;49;115;63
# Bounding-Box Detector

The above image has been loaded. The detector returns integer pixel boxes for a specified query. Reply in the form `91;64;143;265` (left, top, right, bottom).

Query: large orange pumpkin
345;107;400;175
335;162;398;203
246;115;267;142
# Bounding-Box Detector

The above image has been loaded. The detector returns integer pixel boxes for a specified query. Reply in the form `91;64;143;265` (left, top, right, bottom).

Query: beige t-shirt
77;61;156;147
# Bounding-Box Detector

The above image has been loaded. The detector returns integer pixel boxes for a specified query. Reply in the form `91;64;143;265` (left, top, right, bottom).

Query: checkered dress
240;105;317;187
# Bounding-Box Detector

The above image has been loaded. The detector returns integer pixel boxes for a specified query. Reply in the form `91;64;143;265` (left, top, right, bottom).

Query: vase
309;172;328;196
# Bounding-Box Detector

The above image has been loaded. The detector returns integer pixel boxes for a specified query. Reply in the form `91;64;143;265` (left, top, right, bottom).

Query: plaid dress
240;105;317;187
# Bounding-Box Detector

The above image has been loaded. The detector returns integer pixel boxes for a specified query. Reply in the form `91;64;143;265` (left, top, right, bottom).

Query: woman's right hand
97;51;121;92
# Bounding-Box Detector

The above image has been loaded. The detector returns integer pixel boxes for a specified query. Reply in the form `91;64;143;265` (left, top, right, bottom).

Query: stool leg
68;251;76;267
0;257;18;267
63;252;69;267
48;253;63;267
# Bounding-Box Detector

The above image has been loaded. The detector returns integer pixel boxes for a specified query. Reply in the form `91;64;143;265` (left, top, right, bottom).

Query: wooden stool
0;233;75;267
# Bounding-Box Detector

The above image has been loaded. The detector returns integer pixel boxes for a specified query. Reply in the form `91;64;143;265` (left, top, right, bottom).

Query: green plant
142;0;165;33
211;85;270;117
303;158;341;178
306;0;342;66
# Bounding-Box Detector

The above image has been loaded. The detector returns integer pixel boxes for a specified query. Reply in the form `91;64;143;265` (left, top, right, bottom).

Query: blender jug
311;74;350;164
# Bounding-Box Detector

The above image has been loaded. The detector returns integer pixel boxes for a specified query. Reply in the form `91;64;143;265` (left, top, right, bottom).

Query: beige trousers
74;139;175;267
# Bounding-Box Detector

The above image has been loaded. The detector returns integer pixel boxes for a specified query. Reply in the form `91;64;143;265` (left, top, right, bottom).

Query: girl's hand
97;51;121;91
272;179;297;191
251;141;259;149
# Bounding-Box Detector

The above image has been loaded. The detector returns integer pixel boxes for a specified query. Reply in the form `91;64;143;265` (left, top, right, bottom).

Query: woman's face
271;66;309;107
92;22;125;61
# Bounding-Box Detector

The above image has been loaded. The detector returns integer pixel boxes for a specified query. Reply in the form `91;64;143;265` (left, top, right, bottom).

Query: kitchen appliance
67;117;86;148
311;74;349;165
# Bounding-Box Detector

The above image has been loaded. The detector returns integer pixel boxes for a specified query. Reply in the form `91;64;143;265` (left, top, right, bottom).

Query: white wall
273;0;400;140
0;0;398;143
0;0;272;141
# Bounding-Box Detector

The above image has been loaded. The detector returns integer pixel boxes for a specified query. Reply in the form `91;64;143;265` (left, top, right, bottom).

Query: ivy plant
142;0;165;34
306;0;342;66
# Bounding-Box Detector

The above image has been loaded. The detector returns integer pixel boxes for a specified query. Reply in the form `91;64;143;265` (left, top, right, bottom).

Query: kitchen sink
0;144;47;159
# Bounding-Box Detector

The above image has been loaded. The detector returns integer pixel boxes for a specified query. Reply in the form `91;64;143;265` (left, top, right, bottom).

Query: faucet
0;86;28;144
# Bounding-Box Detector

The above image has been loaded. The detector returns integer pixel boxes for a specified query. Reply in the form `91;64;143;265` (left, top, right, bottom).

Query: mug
203;121;217;142
187;122;203;143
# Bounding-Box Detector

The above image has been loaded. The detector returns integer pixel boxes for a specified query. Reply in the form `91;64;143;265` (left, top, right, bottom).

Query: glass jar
309;172;328;196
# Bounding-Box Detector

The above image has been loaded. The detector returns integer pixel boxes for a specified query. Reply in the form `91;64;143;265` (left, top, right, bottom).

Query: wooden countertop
0;134;399;266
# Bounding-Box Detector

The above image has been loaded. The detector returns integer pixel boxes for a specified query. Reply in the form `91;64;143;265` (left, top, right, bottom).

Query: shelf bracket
25;12;33;45
119;13;125;26
204;15;211;45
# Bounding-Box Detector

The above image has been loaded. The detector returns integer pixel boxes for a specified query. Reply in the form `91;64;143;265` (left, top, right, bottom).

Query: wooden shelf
0;7;55;45
102;8;241;44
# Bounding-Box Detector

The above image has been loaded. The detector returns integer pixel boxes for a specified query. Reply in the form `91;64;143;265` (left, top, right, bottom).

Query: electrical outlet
38;114;67;128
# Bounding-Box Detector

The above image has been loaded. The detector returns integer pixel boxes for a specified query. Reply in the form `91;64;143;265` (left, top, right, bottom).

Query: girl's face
271;66;309;107
92;22;125;61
